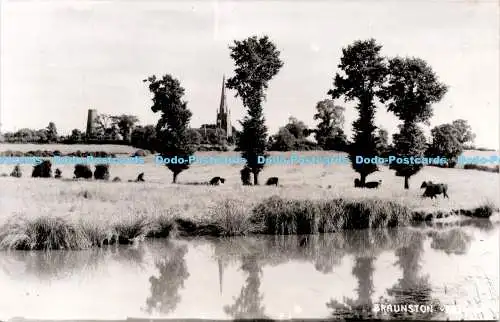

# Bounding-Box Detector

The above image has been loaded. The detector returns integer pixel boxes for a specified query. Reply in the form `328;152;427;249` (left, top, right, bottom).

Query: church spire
219;74;227;114
216;74;232;139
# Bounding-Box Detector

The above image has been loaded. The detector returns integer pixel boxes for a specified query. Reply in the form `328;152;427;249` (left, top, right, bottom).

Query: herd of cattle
206;176;449;199
3;164;450;199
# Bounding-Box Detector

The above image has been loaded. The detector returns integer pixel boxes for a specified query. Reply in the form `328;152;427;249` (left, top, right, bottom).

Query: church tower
216;75;232;138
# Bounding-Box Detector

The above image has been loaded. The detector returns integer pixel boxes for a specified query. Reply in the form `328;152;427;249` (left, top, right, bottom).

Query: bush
293;139;319;151
132;149;147;157
196;144;229;152
10;164;22;178
463;163;499;173
93;164;110;180
32;160;52;178
74;164;93;179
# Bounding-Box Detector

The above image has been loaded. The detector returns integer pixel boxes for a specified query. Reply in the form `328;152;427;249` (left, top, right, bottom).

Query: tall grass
250;196;413;234
0;196;495;250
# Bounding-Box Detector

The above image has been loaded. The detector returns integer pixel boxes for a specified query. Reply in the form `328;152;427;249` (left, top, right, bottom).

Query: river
0;219;498;321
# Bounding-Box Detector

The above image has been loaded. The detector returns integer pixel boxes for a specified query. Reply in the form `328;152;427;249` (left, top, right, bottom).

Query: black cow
365;180;382;189
421;181;449;199
266;177;279;186
209;176;226;185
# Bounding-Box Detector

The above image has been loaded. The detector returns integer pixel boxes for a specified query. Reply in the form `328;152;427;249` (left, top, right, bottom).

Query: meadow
0;144;498;250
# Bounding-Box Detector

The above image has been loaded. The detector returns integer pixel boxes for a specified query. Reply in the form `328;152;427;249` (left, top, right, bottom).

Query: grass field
0;145;498;250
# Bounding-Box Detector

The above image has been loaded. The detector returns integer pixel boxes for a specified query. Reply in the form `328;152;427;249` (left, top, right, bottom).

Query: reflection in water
144;241;190;315
384;230;442;320
0;222;497;320
326;257;376;319
0;245;145;281
429;228;473;255
223;254;267;319
326;231;378;319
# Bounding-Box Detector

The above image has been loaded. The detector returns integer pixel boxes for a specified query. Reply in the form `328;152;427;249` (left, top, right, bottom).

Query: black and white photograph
0;0;498;320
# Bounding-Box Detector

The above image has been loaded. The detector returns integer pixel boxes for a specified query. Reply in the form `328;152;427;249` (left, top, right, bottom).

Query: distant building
86;109;98;138
216;75;232;139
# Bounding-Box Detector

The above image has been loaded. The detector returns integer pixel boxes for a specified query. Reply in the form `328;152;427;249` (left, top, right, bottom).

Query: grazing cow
266;177;279;186
354;178;363;188
112;177;121;182
365;180;382;189
209;176;225;185
136;172;145;182
421;181;449;199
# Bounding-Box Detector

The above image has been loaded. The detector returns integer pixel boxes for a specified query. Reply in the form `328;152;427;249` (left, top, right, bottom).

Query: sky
1;0;499;149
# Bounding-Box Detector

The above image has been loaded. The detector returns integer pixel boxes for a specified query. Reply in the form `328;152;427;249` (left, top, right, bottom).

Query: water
0;221;498;321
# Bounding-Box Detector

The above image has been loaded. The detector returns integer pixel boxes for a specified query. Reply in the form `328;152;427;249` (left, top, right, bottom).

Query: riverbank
0;194;497;250
0;149;498;250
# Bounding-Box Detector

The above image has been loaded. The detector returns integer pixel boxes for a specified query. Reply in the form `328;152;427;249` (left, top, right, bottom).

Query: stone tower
216;75;232;138
86;109;98;138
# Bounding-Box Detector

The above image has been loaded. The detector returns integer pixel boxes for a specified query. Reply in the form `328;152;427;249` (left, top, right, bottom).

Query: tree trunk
404;176;409;189
172;171;179;184
360;173;367;186
253;172;259;185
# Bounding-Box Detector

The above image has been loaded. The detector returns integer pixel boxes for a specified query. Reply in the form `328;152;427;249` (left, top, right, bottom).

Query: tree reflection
383;230;443;320
326;256;376;319
144;241;190;315
223;254;267;319
429;228;473;255
326;230;378;319
0;245;145;281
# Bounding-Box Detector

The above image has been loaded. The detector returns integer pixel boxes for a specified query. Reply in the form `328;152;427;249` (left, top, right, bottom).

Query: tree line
144;36;478;188
1;36;482;189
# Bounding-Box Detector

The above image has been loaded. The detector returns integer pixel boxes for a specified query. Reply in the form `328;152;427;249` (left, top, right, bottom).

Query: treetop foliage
328;38;387;102
380;56;448;124
144;74;192;134
226;35;284;109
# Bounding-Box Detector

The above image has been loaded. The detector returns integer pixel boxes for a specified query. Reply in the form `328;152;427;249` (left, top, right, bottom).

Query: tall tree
92;114;111;140
270;127;296;151
46;122;58;143
131;125;157;152
381;57;447;188
144;74;195;183
226;35;283;185
110;114;139;142
70;129;83;143
328;39;387;185
284;116;309;140
428;123;463;168
313;99;346;150
451;119;475;146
